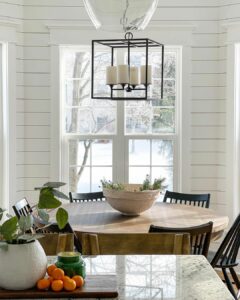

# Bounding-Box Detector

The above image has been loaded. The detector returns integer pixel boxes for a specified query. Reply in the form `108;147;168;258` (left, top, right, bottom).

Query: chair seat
208;250;239;268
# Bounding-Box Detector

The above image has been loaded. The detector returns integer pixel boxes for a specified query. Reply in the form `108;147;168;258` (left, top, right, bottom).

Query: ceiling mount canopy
83;0;159;32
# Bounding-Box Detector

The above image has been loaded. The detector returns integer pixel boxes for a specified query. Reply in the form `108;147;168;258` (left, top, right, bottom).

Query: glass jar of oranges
55;252;86;278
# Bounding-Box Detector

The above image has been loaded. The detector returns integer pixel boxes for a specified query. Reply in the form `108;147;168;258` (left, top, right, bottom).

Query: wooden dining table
63;201;228;239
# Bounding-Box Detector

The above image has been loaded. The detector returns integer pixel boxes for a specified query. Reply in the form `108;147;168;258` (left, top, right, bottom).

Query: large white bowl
103;184;160;216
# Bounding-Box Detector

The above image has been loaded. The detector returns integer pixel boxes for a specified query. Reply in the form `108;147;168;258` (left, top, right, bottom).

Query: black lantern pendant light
84;0;164;100
91;32;164;100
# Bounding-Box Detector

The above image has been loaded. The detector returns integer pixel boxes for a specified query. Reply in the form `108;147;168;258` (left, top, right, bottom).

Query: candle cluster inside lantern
91;32;164;100
106;64;152;88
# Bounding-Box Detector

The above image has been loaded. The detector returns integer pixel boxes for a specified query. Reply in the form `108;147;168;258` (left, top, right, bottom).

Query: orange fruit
37;278;51;290
62;276;71;283
52;268;64;280
47;264;57;276
51;279;63;292
72;275;84;288
63;278;76;291
48;276;54;283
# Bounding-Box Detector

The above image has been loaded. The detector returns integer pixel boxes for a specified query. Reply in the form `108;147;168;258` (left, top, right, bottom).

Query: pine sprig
101;175;167;192
100;179;124;191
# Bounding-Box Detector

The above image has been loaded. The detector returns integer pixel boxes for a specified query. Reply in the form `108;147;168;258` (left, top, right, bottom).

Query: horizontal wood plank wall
1;0;239;216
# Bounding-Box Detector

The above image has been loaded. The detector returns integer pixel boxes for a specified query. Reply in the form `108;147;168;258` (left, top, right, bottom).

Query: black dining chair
12;197;33;218
163;190;210;208
12;198;82;253
69;191;105;203
149;221;213;257
210;213;240;299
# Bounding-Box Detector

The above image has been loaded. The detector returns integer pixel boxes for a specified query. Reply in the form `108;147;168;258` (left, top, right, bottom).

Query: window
61;46;180;194
0;43;3;206
0;43;7;208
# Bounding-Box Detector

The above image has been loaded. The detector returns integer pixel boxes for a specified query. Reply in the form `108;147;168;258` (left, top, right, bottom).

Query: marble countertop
81;255;234;300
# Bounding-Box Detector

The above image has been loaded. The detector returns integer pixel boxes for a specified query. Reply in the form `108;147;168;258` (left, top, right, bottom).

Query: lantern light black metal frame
91;32;164;101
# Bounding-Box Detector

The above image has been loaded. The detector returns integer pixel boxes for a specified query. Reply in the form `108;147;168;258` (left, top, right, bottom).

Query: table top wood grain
63;202;228;236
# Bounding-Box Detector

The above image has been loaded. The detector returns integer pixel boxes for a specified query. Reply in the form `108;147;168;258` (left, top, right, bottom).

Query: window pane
69;166;90;192
65;107;116;134
92;167;112;191
92;140;112;165
65;108;92;134
65;79;90;106
125;103;152;134
62;49;117;135
93;52;111;98
152;107;174;133
129;140;150;165
128;139;174;191
129;167;150;183
69;140;90;166
68;139;113;192
164;51;176;79
62;51;91;79
125;49;176;135
163;79;175;97
152;167;173;191
152;140;173;166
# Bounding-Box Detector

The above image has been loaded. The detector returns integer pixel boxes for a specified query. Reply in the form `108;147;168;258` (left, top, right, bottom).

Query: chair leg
229;267;240;290
222;268;238;299
237;289;240;300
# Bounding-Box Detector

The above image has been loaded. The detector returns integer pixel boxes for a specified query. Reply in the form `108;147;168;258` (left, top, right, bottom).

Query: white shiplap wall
190;5;226;216
1;0;239;217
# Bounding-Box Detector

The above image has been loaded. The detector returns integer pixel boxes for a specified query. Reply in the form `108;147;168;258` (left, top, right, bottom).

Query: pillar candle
140;65;152;85
106;66;117;85
117;65;129;84
130;67;140;86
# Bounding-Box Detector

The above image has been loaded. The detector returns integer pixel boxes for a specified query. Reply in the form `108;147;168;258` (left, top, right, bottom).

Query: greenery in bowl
101;175;167;192
0;182;69;249
140;175;166;191
100;179;125;191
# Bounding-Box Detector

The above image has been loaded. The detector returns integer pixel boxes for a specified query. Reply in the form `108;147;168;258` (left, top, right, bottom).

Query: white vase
0;240;47;290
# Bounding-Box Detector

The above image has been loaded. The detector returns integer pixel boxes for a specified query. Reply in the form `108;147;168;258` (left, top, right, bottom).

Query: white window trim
0;20;18;210
48;22;194;193
0;43;8;209
222;21;240;221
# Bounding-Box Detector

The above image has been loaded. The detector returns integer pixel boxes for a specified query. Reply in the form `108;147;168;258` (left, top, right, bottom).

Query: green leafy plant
0;182;69;249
